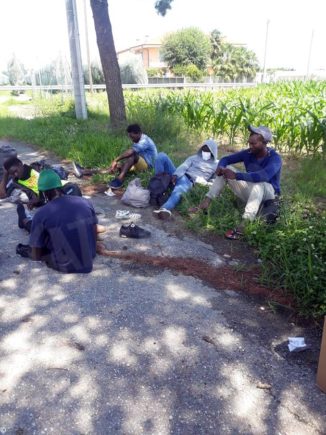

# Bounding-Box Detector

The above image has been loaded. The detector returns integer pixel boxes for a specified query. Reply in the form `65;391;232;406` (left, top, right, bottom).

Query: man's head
4;157;24;179
38;169;62;201
126;124;142;143
248;125;272;156
200;139;218;160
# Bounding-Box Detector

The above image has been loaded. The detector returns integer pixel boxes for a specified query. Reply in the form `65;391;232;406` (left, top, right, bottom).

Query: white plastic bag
121;178;150;208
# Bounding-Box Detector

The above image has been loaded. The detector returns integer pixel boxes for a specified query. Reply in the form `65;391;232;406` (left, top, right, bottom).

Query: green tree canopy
161;27;211;70
155;0;174;16
209;29;260;81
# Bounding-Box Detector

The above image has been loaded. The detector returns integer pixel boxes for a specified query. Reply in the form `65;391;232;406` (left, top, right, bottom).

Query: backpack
148;173;172;207
258;197;280;224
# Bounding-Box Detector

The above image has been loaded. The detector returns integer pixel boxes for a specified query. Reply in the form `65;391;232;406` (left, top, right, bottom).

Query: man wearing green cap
18;169;98;273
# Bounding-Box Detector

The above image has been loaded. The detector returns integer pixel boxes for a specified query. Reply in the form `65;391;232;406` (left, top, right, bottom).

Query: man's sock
17;204;32;231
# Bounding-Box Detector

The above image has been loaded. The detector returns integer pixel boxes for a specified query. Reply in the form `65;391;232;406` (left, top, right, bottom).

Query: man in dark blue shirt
28;169;98;273
191;125;282;239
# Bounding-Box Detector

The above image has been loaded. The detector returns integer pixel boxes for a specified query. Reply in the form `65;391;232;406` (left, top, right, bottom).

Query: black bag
62;182;82;197
148;173;172;207
258;197;280;224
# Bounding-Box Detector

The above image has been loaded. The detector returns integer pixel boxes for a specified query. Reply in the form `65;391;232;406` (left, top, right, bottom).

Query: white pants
206;166;275;221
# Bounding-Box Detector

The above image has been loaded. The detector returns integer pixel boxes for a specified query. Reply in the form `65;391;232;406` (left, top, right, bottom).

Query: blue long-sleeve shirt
218;148;282;194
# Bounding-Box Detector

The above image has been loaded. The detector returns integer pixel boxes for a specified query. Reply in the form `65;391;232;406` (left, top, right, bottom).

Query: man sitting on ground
190;125;282;239
72;124;157;190
0;156;81;207
152;139;218;220
17;169;97;273
0;157;42;207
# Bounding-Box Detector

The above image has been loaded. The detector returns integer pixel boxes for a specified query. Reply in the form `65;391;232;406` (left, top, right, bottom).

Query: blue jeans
154;152;176;175
155;153;193;210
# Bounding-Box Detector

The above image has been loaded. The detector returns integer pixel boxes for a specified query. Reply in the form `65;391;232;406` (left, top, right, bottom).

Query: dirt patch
97;245;293;307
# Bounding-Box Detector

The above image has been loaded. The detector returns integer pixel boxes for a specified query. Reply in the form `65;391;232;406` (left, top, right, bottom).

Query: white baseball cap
248;125;273;143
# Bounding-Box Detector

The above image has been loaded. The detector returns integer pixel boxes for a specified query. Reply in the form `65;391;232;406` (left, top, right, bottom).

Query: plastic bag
121;178;150;208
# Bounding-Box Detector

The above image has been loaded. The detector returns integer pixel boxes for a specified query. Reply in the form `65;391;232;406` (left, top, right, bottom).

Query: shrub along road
0;140;325;434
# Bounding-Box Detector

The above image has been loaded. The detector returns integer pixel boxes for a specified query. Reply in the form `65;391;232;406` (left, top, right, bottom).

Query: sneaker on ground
72;161;83;178
119;222;151;239
16;243;32;258
109;178;123;189
115;210;130;219
115;210;142;220
153;208;172;220
104;188;116;197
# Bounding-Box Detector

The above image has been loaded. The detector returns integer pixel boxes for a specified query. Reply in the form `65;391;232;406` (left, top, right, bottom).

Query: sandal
225;228;243;240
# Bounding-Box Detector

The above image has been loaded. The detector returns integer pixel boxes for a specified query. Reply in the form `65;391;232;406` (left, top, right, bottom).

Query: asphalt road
0;140;325;434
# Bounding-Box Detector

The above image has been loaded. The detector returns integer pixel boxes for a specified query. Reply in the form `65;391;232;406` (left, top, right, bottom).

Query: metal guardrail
0;82;257;92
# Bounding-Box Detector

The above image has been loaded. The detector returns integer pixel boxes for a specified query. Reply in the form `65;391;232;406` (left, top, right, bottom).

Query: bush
172;64;204;82
246;199;326;318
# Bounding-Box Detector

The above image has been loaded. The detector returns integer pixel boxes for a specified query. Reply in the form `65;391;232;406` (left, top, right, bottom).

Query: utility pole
65;0;87;119
306;30;314;81
262;19;270;83
83;0;93;94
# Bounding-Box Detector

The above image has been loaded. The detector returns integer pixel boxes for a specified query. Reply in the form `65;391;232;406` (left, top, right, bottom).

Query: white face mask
202;151;211;161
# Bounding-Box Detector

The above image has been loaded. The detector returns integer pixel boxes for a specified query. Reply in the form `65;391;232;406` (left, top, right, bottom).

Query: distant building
117;38;166;69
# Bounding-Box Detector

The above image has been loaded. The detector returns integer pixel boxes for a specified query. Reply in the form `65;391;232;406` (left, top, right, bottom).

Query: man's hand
171;175;177;185
222;168;236;180
216;167;224;176
108;160;118;174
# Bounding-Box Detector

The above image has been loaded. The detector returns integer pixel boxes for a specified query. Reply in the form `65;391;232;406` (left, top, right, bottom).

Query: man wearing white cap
190;125;282;239
152;139;219;220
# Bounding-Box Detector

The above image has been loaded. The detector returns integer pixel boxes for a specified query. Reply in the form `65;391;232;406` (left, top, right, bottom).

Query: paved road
0;141;325;434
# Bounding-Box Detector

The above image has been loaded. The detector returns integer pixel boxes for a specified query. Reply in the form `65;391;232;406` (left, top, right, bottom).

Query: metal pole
306;30;314;81
262;19;270;83
65;0;87;119
83;0;93;94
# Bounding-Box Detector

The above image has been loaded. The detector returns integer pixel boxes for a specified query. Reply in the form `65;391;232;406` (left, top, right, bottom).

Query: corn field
125;81;326;156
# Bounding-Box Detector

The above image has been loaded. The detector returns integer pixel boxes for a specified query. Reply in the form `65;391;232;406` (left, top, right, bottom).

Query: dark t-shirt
29;195;98;273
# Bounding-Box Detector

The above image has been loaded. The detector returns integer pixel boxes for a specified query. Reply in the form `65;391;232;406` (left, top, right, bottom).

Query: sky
0;0;325;74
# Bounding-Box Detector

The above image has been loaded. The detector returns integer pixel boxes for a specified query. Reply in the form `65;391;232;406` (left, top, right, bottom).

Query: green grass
0;88;325;318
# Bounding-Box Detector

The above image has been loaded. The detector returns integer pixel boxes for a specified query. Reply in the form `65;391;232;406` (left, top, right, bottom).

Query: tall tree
90;0;126;128
161;27;211;70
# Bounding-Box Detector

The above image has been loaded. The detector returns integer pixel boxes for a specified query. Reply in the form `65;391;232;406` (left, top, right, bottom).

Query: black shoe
119;222;151;239
16;243;32;258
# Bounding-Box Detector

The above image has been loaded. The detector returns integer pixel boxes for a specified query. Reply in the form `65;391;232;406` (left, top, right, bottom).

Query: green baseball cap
38;169;62;192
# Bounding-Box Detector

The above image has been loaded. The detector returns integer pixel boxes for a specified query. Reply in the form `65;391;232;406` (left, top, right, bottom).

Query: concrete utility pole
65;0;87;119
306;30;314;80
83;0;93;94
262;19;270;83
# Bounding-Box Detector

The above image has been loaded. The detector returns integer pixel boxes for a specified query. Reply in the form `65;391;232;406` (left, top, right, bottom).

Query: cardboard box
317;316;326;393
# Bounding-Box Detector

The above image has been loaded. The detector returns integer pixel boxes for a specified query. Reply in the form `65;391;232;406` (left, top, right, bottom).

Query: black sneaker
16;243;32;258
119;222;151;239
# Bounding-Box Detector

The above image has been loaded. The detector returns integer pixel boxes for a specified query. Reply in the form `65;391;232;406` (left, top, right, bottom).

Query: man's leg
154;152;176;175
160;175;193;211
117;155;139;182
17;204;32;233
189;173;227;212
243;182;275;221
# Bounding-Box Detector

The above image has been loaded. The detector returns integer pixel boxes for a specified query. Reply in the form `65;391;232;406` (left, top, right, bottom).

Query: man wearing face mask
152;139;218;219
190;125;282;239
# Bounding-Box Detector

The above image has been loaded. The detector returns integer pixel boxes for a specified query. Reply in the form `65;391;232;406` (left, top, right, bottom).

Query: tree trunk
90;0;126;128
